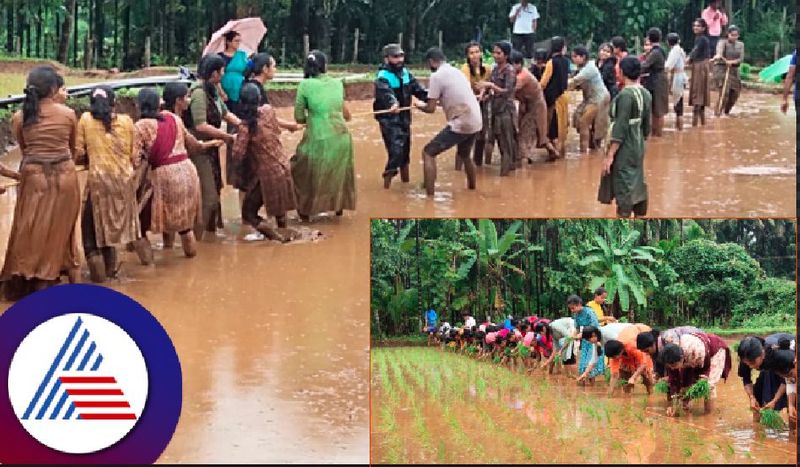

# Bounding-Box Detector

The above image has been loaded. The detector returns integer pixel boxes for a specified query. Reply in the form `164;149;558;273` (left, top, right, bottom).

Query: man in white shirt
509;1;540;59
416;47;483;197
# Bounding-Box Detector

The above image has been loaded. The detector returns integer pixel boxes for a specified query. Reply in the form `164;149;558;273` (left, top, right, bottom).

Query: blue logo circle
0;284;182;463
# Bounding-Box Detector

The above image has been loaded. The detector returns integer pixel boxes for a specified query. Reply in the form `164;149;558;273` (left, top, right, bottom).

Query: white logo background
7;313;149;454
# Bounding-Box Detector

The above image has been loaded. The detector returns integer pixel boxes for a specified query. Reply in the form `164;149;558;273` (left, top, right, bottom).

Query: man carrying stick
712;26;744;116
373;43;428;189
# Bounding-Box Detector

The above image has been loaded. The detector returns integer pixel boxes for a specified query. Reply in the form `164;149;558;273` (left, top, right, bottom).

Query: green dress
608;85;651;211
292;75;356;216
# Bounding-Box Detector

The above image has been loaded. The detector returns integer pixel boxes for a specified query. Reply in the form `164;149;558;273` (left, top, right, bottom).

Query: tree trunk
408;15;417;55
5;0;13;53
72;0;79;66
35;5;42;58
95;0;105;64
122;1;130;69
144;35;151;67
112;0;118;66
415;221;422;321
352;27;359;64
25;20;31;57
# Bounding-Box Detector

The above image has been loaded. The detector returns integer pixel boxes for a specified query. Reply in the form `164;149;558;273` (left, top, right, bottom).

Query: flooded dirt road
0;185;370;463
280;92;793;218
371;347;797;464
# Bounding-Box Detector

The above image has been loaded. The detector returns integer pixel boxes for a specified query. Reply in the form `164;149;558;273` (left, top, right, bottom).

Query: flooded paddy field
370;347;797;464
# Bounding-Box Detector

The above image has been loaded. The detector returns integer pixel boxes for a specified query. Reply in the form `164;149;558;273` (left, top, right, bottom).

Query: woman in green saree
292;50;356;221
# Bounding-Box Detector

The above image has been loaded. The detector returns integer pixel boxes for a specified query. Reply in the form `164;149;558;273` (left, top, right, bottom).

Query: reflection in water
0;187;370;462
270;93;791;218
372;347;797;464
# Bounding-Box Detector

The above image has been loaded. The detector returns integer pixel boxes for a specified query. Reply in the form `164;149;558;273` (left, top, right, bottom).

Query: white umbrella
202;17;267;57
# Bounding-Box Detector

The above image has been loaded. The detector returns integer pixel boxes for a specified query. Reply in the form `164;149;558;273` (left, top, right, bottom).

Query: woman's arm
73;117;87;165
539;59;554;88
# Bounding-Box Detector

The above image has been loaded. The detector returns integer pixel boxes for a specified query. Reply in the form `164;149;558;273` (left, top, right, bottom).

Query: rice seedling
411;404;433;456
685;379;711;400
654;380;669;394
759;408;785;429
682;447;693;457
476;377;487;397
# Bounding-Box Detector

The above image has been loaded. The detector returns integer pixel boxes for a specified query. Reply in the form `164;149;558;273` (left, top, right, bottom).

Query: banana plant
465;219;542;314
579;222;663;321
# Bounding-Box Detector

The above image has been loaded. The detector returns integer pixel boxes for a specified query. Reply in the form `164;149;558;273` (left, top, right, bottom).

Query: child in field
576;326;605;385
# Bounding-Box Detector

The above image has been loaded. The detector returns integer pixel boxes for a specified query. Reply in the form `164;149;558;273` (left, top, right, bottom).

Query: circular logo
8;314;149;454
0;285;182;464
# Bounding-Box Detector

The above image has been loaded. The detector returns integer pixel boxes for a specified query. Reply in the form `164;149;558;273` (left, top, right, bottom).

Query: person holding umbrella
217;31;252;200
202;18;267;213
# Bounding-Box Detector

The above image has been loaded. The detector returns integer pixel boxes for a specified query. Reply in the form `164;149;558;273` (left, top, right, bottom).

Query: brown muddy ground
0;182;370;462
277;93;793;218
371;346;797;464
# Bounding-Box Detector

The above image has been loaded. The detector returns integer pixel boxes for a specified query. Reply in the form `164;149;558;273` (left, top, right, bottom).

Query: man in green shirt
602;57;651;218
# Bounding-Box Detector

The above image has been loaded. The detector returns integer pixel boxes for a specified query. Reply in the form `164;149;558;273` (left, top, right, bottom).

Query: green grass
0;72;98;97
655;380;669;394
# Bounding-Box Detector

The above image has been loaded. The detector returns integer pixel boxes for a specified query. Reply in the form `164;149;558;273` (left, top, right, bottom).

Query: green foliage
667;240;764;326
580;221;666;317
759;408;786;429
372;220;796;336
685;379;711;400
654;380;669;394
730;277;796;327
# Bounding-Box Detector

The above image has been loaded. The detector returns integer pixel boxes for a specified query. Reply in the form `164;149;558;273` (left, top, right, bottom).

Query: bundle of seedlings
654;380;670;394
685;379;711;400
759;408;786;429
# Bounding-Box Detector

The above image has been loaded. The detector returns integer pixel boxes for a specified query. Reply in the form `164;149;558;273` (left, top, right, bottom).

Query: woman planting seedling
659;331;731;416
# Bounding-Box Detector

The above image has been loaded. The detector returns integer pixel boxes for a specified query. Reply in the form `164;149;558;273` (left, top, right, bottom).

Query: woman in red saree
133;85;222;261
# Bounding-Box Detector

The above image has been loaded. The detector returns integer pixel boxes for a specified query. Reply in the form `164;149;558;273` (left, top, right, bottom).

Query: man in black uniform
373;43;428;188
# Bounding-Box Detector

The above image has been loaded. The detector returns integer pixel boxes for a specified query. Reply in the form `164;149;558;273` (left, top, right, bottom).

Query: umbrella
202;17;267;57
758;54;793;84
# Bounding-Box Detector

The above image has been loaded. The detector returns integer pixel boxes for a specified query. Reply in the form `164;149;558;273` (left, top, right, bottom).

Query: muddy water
281;92;793;218
371;347;797;464
0;182;370;462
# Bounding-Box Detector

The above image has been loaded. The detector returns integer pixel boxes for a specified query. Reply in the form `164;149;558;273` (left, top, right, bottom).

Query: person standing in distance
509;0;540;60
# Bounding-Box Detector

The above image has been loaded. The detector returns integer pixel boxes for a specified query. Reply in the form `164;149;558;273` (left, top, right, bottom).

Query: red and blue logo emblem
0;285;181;463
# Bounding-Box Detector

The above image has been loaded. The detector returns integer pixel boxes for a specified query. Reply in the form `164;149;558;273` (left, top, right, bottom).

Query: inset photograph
370;218;797;464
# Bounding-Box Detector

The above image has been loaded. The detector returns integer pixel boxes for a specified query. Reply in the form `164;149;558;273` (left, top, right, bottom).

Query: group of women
433;293;796;428
454;15;742;180
0;34;356;300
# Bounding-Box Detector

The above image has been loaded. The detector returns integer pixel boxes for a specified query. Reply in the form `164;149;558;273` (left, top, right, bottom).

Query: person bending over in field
659;331;731;417
576;326;605;386
540;316;577;374
605;336;656;396
635;326;703;400
736;334;795;425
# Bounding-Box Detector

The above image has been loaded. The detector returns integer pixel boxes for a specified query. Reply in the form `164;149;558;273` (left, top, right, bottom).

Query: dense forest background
0;0;794;70
370;219;797;337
